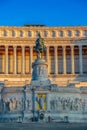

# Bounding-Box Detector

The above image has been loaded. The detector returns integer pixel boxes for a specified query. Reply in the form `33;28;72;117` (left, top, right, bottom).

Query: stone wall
0;84;87;123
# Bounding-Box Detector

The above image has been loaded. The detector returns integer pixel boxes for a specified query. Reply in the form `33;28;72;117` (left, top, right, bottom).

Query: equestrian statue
35;32;46;58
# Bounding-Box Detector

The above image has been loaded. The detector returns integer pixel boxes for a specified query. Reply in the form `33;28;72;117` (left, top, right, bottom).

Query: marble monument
0;33;87;123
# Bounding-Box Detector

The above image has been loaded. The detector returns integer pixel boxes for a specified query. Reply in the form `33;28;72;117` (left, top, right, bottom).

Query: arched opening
20;30;23;37
4;30;7;36
44;31;48;37
52;31;56;37
12;30;15;37
28;31;32;37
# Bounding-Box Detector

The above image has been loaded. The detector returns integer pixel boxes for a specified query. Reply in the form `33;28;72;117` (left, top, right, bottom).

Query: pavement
0;122;87;130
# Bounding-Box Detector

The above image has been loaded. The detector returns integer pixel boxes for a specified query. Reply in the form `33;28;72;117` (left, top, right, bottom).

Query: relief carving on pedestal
9;97;16;111
25;99;32;111
0;96;32;113
50;97;83;113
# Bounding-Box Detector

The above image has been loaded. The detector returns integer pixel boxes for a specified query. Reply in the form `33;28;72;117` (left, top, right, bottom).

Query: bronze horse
35;33;46;58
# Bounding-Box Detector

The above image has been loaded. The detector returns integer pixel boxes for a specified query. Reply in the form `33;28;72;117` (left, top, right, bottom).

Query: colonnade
0;45;86;75
51;45;84;75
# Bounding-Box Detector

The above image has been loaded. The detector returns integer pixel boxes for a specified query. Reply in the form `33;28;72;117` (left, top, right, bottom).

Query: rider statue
35;32;46;58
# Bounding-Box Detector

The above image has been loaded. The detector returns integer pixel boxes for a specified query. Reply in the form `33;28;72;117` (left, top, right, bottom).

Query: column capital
46;45;49;47
63;46;66;50
22;46;25;51
5;45;8;48
47;46;49;50
54;46;58;51
71;46;74;49
46;46;49;48
79;45;82;48
54;46;58;48
21;45;25;47
30;46;34;48
13;46;17;49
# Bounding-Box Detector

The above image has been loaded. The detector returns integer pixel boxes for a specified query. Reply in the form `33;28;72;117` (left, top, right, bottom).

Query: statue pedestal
31;57;51;87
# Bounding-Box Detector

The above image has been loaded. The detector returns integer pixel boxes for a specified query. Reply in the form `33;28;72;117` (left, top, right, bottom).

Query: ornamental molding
0;37;87;42
0;26;87;30
0;38;87;46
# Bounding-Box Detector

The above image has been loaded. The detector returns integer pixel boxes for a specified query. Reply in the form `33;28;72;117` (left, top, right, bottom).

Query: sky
0;0;87;26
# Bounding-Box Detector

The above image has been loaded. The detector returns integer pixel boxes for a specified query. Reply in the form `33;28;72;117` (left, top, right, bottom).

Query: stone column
22;46;25;74
46;46;50;74
54;46;58;74
71;46;75;74
30;46;33;74
63;46;66;74
14;46;17;74
5;46;8;74
79;45;83;74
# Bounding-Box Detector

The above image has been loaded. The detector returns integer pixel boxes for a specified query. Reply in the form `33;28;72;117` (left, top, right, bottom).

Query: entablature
0;26;87;39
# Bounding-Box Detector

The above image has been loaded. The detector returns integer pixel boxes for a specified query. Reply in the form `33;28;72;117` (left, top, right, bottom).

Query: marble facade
0;26;87;87
0;25;87;123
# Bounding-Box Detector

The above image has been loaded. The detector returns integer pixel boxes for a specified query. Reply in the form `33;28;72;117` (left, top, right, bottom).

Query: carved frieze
49;96;83;113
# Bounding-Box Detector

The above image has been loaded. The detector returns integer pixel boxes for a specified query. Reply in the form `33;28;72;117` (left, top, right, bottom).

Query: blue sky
0;0;87;26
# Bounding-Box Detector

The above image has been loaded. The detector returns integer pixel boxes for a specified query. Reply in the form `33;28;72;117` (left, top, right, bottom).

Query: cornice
0;37;87;46
0;26;87;30
0;37;87;42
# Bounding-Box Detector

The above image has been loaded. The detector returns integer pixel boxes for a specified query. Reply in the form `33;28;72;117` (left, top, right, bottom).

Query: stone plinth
31;57;51;87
